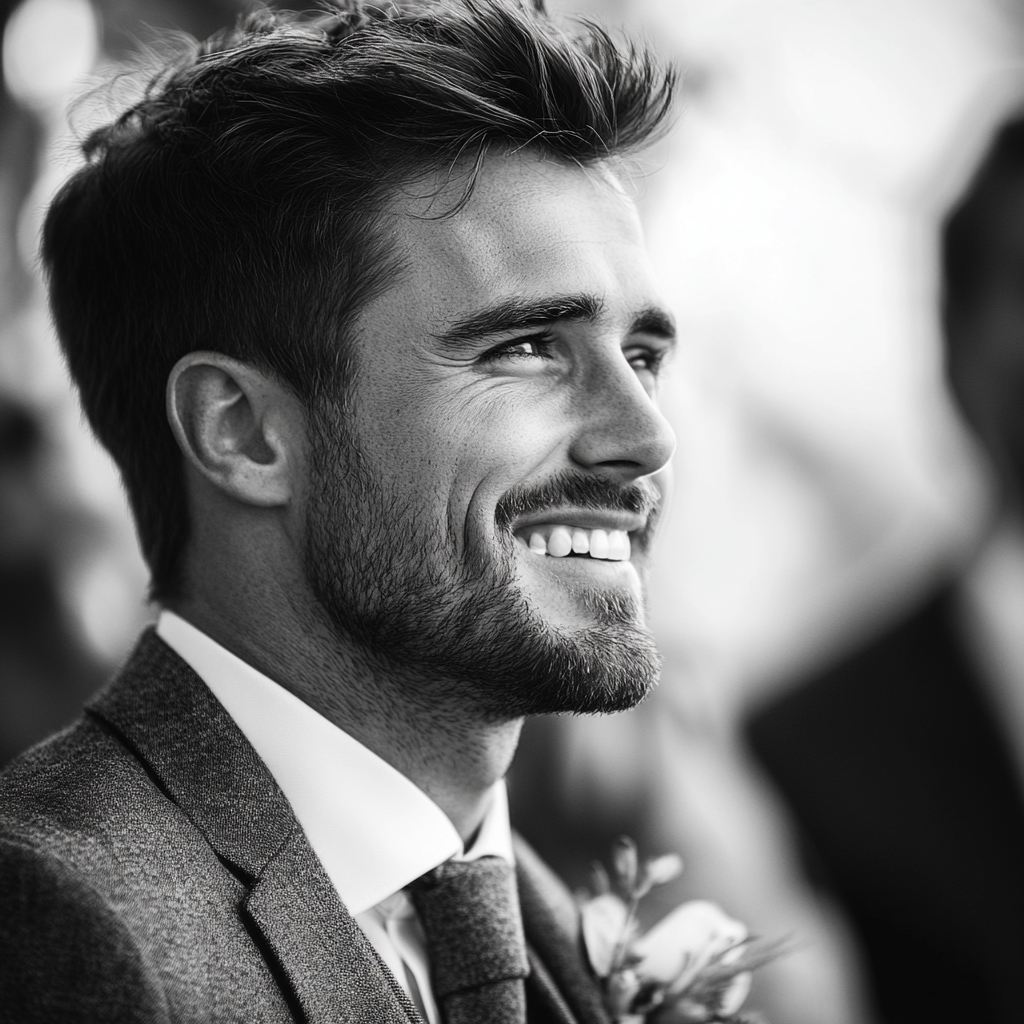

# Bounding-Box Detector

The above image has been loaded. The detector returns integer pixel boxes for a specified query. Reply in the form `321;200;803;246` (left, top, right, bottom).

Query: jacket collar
88;628;420;1024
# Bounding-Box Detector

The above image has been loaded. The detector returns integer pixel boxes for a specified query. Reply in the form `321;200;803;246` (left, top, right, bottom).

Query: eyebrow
435;294;604;347
630;306;677;341
434;294;677;348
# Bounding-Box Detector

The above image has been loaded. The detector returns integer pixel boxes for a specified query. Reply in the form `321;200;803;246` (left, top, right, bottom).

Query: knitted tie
407;857;530;1024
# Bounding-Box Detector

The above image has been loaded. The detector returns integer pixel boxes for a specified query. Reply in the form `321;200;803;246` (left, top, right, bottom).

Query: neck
168;588;523;843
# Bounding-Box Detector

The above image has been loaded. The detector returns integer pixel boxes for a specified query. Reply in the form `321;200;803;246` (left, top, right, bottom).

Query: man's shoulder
0;826;175;1023
0;710;156;857
0;663;205;847
0;626;253;911
0;637;299;1023
0;701;234;937
0;715;182;1021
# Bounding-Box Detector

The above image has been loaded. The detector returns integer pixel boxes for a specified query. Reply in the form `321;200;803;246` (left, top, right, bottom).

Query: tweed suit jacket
0;629;612;1024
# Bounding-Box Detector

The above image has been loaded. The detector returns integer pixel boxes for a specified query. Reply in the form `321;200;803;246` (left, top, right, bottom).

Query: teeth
548;526;573;558
608;530;631;561
523;526;632;561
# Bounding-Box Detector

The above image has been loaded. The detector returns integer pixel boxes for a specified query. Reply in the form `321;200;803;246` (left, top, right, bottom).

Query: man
0;1;677;1021
748;115;1024;1024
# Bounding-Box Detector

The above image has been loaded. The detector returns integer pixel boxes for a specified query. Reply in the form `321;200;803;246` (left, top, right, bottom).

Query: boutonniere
579;838;785;1023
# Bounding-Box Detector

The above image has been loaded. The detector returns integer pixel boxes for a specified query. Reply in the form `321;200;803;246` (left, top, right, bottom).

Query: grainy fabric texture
0;629;611;1024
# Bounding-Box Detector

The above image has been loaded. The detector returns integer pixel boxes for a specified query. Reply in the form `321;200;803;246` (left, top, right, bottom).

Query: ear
166;352;304;508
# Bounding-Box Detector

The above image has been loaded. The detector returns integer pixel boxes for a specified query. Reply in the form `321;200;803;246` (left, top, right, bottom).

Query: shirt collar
156;610;514;915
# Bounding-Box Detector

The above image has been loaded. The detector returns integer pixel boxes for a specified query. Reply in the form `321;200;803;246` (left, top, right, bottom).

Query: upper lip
511;509;648;536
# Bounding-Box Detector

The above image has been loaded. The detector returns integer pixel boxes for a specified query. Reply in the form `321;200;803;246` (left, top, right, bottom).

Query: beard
303;412;662;720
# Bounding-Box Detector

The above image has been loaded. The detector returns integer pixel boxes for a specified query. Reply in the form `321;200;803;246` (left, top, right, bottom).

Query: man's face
304;152;677;718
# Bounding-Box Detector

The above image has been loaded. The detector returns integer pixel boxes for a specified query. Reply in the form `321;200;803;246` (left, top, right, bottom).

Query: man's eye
624;346;665;375
480;334;555;362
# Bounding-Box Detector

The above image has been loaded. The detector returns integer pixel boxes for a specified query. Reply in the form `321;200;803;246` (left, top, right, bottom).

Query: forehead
369;152;660;332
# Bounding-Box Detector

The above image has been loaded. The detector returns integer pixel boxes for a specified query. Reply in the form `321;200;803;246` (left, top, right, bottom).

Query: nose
567;351;676;482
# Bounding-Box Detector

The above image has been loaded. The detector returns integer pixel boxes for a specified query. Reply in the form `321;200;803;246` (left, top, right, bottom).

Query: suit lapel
89;628;420;1024
514;835;613;1024
246;830;423;1024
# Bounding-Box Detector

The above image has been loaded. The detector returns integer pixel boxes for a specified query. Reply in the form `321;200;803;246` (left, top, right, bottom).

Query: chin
463;603;663;721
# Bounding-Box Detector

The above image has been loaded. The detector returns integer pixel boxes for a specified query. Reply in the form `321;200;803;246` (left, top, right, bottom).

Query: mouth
512;511;646;563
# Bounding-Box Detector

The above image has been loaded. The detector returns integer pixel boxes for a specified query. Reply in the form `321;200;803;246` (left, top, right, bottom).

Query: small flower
580;839;784;1023
632;900;750;1001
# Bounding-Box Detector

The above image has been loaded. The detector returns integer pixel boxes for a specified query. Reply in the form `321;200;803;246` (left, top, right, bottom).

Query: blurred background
3;0;1024;1022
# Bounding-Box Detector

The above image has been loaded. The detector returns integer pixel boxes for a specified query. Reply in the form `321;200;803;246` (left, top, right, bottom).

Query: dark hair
42;0;676;600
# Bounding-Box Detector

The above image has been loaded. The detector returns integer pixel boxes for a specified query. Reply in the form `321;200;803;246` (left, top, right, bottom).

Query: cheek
449;399;576;545
450;387;570;477
376;377;565;466
354;371;578;543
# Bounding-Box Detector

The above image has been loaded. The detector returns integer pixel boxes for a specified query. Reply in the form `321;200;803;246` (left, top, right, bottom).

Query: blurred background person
748;116;1024;1024
4;0;1024;1023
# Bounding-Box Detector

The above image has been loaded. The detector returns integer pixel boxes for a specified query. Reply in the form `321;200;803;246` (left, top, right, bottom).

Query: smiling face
303;151;677;718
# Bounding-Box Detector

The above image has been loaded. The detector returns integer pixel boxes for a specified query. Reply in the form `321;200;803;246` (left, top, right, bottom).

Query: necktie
408;856;530;1024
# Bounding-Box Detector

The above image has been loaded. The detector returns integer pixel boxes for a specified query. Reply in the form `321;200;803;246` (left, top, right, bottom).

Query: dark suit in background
0;631;609;1024
748;586;1024;1024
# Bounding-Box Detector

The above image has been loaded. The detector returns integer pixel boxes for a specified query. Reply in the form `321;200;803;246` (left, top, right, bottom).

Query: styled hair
42;0;676;599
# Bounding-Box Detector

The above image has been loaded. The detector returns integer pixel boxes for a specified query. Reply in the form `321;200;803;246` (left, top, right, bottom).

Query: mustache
494;470;661;533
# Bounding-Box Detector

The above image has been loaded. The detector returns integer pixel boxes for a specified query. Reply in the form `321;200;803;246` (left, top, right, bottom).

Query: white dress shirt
156;610;514;1024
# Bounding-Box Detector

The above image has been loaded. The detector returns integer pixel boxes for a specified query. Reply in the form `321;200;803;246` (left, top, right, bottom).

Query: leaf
580;892;633;978
612;835;639;895
670;961;753;1022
